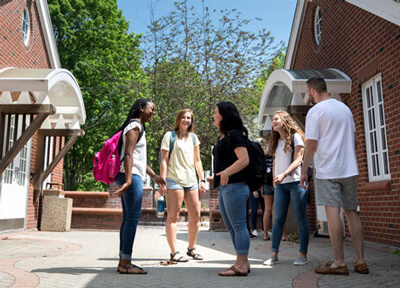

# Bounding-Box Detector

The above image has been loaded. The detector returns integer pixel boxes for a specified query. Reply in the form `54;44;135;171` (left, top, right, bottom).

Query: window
314;6;322;46
22;7;30;46
4;116;15;184
362;74;390;181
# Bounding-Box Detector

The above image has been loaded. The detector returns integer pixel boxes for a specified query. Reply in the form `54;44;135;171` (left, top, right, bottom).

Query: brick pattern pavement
0;228;399;288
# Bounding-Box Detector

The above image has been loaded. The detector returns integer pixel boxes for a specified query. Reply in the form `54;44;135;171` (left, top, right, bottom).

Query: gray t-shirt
119;121;146;180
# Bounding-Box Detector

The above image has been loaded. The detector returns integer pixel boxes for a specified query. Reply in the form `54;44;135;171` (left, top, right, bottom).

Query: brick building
258;0;400;247
0;0;86;232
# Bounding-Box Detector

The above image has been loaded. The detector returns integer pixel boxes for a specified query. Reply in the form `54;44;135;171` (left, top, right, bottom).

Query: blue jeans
272;181;309;254
249;190;265;230
115;173;143;261
218;182;250;255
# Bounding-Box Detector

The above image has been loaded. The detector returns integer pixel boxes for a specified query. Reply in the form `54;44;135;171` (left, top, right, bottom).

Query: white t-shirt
305;98;359;179
161;131;200;187
275;132;304;184
119;121;147;180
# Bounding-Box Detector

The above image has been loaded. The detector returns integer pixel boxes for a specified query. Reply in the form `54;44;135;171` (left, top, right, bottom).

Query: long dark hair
216;101;248;137
118;98;150;132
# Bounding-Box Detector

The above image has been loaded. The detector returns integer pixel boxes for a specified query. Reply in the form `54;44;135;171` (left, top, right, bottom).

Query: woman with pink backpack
113;98;166;275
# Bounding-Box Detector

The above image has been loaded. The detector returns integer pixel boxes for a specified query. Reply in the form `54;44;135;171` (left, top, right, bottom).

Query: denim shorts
166;178;198;191
263;184;274;196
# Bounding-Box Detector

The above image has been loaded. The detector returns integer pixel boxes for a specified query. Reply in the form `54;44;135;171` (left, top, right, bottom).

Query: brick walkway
0;227;399;288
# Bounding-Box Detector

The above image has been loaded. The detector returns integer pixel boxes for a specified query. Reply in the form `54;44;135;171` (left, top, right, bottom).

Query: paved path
0;226;399;288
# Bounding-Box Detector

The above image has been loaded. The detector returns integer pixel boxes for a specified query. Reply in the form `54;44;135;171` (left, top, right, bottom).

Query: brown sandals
218;265;249;277
117;263;147;275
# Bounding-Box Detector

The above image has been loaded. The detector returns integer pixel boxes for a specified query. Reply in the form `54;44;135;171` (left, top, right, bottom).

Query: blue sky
117;0;297;46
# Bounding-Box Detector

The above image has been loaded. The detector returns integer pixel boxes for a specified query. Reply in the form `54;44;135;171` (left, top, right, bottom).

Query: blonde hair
267;110;305;156
173;109;194;133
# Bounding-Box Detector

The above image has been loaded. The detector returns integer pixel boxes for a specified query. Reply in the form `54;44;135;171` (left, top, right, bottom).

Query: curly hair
267;110;306;156
173;109;194;133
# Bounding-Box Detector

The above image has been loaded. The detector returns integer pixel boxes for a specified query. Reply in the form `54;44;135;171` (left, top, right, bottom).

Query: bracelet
200;179;206;183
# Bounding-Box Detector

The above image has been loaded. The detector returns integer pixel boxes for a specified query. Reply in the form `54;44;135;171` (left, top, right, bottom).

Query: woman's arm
274;144;304;185
113;128;139;197
216;146;249;186
194;145;206;194
158;149;169;196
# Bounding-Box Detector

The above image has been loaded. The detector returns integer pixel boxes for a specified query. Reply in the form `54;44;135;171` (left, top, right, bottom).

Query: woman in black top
212;101;251;276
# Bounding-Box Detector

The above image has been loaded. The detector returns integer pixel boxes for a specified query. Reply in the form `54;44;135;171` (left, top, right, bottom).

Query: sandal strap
170;251;180;258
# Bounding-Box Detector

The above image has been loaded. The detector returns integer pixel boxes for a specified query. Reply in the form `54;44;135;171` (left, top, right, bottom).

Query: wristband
200;179;206;183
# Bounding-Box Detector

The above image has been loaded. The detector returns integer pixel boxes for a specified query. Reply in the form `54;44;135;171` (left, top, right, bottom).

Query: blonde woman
263;110;309;266
158;109;206;262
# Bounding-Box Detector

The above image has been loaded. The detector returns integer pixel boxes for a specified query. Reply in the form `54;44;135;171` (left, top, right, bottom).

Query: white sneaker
252;230;258;237
263;257;279;265
293;257;308;265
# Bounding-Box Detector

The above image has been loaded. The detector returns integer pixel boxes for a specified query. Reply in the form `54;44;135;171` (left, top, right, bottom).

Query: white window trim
362;74;391;182
22;7;30;46
314;6;322;46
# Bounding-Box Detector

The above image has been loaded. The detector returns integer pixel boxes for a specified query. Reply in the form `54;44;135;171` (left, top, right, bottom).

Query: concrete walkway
0;226;399;288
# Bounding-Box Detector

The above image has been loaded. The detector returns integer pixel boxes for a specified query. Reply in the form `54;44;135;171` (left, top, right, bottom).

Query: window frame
22;6;30;46
314;6;322;46
362;74;391;182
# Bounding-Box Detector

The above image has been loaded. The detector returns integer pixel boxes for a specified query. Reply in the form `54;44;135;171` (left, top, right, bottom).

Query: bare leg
165;189;184;255
263;195;274;239
325;206;346;267
343;208;366;265
184;188;201;249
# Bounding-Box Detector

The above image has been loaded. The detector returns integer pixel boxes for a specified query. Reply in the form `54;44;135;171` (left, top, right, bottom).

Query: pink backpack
93;120;143;184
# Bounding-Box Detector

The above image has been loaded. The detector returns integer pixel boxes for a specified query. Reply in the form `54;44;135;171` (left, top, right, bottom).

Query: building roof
257;68;351;129
0;68;86;126
285;0;400;69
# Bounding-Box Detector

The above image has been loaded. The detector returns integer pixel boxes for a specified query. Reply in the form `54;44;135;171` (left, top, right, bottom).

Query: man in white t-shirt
300;77;369;275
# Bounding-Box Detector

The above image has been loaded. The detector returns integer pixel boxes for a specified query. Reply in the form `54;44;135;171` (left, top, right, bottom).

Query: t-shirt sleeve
305;109;319;140
160;131;171;151
124;121;142;136
193;133;200;147
229;130;246;149
294;133;305;148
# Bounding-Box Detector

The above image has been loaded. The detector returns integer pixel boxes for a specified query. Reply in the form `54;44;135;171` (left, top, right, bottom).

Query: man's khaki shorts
314;175;358;210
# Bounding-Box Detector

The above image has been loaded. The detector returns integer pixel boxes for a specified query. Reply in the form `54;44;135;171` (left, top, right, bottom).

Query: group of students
111;76;368;277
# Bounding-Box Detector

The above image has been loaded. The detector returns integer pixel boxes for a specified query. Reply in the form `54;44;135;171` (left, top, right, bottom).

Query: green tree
254;51;286;93
143;0;285;170
48;0;147;190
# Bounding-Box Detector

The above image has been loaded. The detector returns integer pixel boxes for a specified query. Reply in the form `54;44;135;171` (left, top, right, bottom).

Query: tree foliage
50;0;285;190
142;0;284;170
48;0;147;190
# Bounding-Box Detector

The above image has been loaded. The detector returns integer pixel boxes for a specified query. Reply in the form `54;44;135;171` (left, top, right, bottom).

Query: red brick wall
293;0;400;246
0;0;63;230
0;0;51;68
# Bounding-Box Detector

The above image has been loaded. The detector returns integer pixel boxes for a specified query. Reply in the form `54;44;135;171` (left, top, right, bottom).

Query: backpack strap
118;119;145;161
168;130;176;159
290;134;295;163
168;131;196;159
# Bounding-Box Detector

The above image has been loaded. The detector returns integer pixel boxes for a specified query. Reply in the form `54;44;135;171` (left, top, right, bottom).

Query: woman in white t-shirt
263;110;310;266
113;99;166;275
157;109;206;262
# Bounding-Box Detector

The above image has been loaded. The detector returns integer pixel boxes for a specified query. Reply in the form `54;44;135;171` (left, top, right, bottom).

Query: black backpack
244;139;267;192
265;154;274;186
